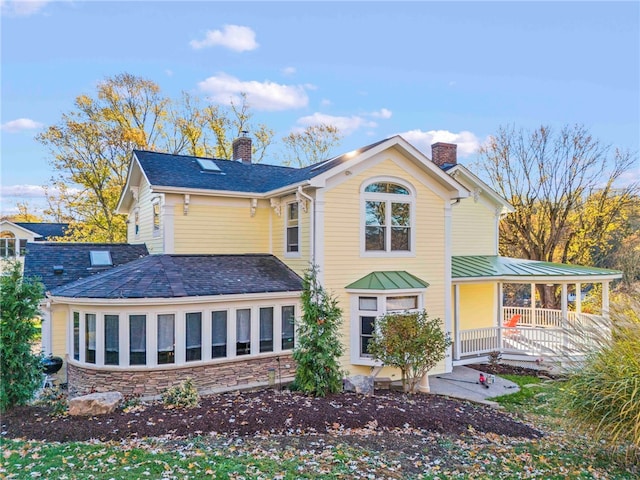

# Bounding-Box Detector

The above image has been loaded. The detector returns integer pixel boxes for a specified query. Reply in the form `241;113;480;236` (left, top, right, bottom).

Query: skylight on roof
196;158;221;172
90;250;112;267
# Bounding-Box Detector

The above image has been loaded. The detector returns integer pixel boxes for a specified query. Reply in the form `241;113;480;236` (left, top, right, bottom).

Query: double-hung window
105;315;119;365
363;181;413;254
129;315;147;365
158;314;175;364
186;312;202;361
212;311;228;358
281;305;295;350
286;202;299;254
85;313;96;364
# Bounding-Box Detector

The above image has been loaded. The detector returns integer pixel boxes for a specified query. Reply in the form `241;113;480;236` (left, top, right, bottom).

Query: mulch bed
2;387;542;443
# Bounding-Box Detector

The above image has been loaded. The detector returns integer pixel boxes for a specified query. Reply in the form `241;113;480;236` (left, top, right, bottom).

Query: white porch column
602;281;610;317
453;284;460;361
576;282;582;314
531;283;536;326
561;284;568;322
497;282;503;350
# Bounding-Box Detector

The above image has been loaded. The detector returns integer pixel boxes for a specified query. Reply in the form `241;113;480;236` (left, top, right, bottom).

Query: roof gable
446;165;513;214
49;254;303;299
117;136;469;211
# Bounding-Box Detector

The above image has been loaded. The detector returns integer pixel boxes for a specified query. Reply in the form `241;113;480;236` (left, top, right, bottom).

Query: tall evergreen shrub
292;265;344;396
0;262;44;412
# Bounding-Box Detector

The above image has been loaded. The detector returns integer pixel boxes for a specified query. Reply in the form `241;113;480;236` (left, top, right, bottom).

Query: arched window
0;231;16;258
362;180;414;254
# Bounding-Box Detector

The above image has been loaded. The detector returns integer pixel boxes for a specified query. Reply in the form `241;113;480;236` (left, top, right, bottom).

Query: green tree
292;265;344;396
0;262;44;412
1;202;43;222
477;124;638;307
37;73;274;242
281;124;342;167
367;311;451;394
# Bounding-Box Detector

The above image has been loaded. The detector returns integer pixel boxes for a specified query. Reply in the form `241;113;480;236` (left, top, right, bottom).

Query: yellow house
25;135;622;397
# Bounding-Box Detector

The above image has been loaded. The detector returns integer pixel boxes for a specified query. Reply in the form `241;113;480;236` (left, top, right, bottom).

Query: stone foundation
67;353;296;399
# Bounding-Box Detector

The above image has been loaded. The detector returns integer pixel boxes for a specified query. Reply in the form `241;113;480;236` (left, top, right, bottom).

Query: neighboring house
0;221;68;271
26;135;622;398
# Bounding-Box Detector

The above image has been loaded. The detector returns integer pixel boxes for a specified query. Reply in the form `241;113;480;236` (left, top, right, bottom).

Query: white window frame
348;290;424;366
152;202;161;237
285;201;300;257
67;300;300;368
360;177;415;257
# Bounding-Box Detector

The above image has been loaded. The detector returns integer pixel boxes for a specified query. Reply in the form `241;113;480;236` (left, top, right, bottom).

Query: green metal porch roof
346;271;430;290
452;255;622;280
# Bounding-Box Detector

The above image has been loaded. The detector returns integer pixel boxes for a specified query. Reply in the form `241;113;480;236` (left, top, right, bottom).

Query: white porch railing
456;310;609;360
503;306;600;328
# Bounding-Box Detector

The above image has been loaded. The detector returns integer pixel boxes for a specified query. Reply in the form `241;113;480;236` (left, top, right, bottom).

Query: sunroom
451;255;622;364
44;254;303;398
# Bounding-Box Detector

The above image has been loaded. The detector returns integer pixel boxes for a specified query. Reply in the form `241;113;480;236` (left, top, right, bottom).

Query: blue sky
1;0;639;216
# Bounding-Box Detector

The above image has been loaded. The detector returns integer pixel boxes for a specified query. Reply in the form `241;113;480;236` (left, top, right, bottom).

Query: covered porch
451;256;622;365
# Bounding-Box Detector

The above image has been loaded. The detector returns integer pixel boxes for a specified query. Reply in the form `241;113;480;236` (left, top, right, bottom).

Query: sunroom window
363;181;413;253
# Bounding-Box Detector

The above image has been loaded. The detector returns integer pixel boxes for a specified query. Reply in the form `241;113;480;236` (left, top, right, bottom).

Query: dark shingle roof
14;222;69;239
23;243;149;290
49;254;303;299
133;137;391;193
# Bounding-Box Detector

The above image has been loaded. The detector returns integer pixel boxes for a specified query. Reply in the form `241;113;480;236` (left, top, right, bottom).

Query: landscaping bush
161;378;200;408
367;310;451;393
560;290;640;462
292;264;344;396
32;385;68;417
0;262;44;412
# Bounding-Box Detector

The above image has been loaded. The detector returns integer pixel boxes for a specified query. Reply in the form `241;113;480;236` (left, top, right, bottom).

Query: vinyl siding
272;195;311;277
458;283;496;329
126;178;164;254
172;197;270;254
51;305;69;382
451;195;497;256
320;154;449;375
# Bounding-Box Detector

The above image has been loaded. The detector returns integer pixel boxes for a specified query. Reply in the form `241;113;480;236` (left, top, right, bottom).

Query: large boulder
343;375;374;396
68;391;123;416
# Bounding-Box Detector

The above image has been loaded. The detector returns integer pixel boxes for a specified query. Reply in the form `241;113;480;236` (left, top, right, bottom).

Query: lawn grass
2;375;638;479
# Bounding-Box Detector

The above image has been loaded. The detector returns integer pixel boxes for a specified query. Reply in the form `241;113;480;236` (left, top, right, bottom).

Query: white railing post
454;284;461;361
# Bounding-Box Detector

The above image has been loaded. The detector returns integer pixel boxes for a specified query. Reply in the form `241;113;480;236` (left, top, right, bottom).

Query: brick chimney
232;133;252;164
431;142;457;168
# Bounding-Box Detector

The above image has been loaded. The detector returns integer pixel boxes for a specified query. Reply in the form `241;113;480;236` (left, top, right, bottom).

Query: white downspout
297;186;315;268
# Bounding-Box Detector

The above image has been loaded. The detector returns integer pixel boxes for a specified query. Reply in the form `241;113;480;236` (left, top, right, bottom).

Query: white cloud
190;25;258;52
282;66;296;76
1;184;46;199
1;0;50;17
197;73;308;111
398;129;482;158
370;108;392;119
1;118;43;133
295;113;376;136
320;99;332;107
